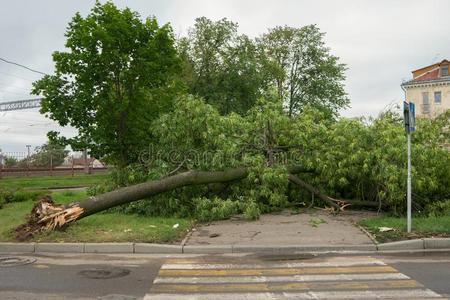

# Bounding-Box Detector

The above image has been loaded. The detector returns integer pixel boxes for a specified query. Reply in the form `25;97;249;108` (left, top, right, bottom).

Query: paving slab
186;210;376;247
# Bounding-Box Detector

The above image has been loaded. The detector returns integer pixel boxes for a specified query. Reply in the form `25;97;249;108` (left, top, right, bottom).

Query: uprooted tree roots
15;196;84;241
14;166;375;240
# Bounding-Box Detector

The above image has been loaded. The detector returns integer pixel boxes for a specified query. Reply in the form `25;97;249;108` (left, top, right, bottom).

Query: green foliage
179;19;347;117
359;215;450;243
4;156;18;167
99;94;450;220
194;197;239;222
309;218;327;227
0;189;46;205
33;1;181;166
242;201;261;220
425;200;450;217
31;139;68;167
179;17;266;115
259;25;348;117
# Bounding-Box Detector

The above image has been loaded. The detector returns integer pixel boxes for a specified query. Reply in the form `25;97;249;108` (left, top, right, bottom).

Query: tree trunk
77;167;248;218
288;174;341;211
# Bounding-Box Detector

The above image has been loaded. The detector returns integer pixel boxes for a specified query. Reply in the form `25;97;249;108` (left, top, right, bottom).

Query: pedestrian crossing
144;256;445;299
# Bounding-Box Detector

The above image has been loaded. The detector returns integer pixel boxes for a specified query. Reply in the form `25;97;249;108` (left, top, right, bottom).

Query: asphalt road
0;252;449;299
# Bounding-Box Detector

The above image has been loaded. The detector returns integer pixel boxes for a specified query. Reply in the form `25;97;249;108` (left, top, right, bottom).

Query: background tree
259;25;348;117
31;140;69;167
179;17;267;115
33;2;181;167
4;156;18;168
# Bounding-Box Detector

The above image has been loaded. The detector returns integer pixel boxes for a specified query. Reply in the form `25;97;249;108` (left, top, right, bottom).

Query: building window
422;92;429;104
442;64;449;77
435;91;442;103
422;92;430;114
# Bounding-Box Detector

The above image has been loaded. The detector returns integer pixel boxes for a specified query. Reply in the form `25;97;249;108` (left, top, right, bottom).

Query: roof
402;59;450;87
411;59;449;73
414;67;440;81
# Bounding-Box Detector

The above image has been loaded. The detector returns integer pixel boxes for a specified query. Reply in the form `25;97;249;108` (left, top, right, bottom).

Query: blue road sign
403;101;416;133
409;102;415;132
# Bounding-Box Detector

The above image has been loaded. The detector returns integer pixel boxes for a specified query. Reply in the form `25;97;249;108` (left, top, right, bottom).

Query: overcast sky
0;0;449;153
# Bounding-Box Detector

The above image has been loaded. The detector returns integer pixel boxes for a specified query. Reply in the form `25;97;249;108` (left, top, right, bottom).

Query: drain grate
0;256;36;267
78;267;130;279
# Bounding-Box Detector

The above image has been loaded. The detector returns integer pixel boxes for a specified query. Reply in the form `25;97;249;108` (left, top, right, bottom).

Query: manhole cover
0;257;36;267
78;267;130;279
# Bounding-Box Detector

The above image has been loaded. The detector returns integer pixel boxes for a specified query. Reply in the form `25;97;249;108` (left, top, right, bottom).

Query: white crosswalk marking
145;289;444;300
154;272;410;284
145;256;446;299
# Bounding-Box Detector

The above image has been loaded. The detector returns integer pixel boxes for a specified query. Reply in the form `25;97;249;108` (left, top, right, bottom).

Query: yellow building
402;59;450;118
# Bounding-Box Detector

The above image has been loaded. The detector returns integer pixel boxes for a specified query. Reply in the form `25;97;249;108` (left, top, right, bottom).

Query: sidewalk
1;209;450;254
185;210;376;247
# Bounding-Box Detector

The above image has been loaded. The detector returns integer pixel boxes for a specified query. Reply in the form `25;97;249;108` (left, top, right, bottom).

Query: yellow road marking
152;280;422;293
151;279;421;293
158;265;397;277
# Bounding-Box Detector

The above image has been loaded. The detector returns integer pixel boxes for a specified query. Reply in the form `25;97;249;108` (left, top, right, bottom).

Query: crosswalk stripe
144;289;444;300
160;259;386;270
154;272;409;284
158;265;397;277
147;256;445;299
150;279;422;293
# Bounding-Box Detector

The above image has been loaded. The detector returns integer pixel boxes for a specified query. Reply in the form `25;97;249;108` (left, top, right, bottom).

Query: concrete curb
0;238;449;254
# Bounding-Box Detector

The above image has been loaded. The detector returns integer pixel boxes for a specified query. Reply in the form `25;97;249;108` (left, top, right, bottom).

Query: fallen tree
15;167;247;239
15;165;356;240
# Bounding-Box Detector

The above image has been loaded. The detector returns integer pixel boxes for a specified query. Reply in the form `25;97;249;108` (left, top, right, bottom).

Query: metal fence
0;151;107;177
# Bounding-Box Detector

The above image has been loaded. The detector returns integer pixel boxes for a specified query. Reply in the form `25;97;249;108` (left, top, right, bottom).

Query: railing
0;151;107;177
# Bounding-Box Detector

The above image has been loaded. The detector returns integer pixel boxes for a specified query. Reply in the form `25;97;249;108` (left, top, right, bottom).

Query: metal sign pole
403;101;414;233
407;131;412;233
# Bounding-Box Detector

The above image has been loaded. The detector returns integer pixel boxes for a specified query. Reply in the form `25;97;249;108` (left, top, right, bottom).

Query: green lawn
0;190;192;243
0;172;110;190
359;215;450;243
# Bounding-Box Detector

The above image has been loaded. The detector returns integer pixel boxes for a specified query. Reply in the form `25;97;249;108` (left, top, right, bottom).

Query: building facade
402;59;450;118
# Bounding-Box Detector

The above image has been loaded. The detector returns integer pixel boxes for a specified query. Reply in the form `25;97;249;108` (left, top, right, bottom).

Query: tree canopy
259;25;348;117
33;1;181;167
179;17;267;115
179;19;347;117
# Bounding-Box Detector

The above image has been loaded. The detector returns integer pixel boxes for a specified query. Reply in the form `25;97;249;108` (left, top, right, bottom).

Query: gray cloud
1;0;449;152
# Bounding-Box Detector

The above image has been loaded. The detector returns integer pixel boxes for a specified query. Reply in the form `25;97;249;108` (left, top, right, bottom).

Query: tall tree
259;25;348;117
179;17;266;115
33;2;181;167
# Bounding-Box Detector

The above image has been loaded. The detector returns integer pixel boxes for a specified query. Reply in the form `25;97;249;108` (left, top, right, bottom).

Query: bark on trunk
76;167;248;218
